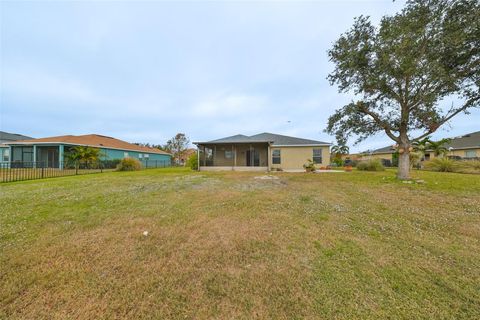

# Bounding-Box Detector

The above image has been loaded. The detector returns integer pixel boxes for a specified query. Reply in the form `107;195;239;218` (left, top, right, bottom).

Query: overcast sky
1;0;478;152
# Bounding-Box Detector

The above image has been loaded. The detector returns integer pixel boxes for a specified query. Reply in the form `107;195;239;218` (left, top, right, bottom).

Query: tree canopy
325;0;479;178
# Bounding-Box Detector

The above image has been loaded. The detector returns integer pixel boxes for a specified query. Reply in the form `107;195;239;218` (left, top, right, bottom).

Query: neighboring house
443;131;480;159
5;134;171;168
194;132;331;171
346;130;480;163
0;131;34;162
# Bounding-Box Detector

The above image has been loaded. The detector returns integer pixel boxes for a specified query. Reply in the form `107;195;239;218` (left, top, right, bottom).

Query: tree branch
357;102;399;142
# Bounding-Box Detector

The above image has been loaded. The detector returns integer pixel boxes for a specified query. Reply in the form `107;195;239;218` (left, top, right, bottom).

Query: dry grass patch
1;168;480;319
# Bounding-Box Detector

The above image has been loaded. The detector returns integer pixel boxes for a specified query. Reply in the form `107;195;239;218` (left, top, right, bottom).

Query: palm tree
427;138;451;157
331;145;349;156
65;146;102;169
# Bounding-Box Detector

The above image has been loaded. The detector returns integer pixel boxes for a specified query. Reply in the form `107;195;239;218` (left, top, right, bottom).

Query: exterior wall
270;146;330;170
101;148;171;162
445;148;480;158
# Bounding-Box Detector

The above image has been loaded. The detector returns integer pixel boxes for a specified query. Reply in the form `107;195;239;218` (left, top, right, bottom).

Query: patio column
33;145;37;168
59;144;64;170
197;147;200;171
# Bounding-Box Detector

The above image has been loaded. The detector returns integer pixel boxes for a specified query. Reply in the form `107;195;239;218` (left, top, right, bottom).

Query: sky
1;0;478;152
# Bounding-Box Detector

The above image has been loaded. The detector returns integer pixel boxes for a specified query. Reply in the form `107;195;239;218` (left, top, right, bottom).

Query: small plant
186;152;198;170
303;159;316;172
423;158;458;172
332;157;344;167
356;159;385;171
117;157;142;171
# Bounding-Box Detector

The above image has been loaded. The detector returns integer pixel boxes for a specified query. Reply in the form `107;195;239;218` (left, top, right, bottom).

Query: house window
272;149;281;164
139;154;143;158
144;154;149;158
124;152;129;158
465;150;477;158
313;148;322;164
225;150;233;159
2;149;9;162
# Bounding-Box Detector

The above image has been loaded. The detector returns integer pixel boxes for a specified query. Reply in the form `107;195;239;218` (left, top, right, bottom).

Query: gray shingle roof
370;131;480;154
0;131;33;144
195;132;331;146
444;131;480;149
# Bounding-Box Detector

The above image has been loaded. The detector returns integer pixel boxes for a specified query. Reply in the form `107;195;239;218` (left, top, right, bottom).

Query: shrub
455;160;480;174
303;159;316;172
116;157;142;171
356;159;385;171
423;158;458;172
186;152;198;170
332;158;344;167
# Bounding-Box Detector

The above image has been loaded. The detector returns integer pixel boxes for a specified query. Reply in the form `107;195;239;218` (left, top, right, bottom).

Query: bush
423;158;457;172
116;157;142;171
356;159;385;171
303;159;316;172
186;152;198;170
332;158;344;167
453;160;480;174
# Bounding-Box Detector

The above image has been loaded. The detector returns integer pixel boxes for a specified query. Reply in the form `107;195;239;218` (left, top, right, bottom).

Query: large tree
326;0;479;179
164;133;190;164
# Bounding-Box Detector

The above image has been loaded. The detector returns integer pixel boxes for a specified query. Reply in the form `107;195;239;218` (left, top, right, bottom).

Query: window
272;149;281;164
465;150;477;158
144;154;149;158
139;154;143;158
2;149;9;162
124;152;129;158
225;150;233;159
313;148;322;164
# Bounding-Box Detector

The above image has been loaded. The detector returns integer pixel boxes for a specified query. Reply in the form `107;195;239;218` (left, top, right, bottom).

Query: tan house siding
445;148;480;158
270;146;330;170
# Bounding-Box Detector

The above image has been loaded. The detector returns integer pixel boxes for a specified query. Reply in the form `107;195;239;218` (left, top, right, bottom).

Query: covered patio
10;145;66;168
196;143;270;171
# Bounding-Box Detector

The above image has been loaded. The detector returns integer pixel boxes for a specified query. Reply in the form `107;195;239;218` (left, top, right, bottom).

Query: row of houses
1;131;332;171
346;131;480;164
1;130;479;171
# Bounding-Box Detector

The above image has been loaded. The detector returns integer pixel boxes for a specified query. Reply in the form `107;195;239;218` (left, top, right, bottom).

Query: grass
1;168;480;319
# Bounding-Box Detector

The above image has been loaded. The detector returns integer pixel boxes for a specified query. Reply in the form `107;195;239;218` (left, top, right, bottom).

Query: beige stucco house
194;133;331;171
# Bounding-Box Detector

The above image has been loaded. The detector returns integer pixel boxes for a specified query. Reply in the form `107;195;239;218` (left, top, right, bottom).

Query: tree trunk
397;149;410;180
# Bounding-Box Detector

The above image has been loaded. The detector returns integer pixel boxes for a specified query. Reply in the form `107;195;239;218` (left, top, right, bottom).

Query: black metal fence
0;161;107;183
1;159;172;183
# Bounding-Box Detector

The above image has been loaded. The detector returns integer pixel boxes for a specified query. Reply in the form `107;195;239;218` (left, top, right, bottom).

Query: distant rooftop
195;132;331;146
369;131;480;154
0;131;33;144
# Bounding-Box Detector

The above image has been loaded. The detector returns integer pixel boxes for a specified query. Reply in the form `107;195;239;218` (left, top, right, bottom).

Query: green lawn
1;168;479;319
